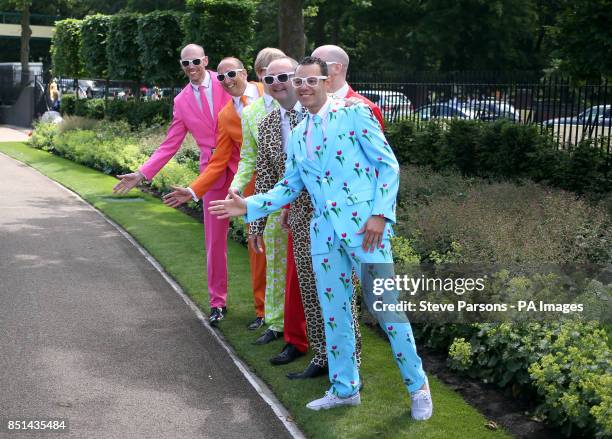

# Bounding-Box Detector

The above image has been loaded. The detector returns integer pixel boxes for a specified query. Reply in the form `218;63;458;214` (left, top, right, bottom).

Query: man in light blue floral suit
209;57;433;419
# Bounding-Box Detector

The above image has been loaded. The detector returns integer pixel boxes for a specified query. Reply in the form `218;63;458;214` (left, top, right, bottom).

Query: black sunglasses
180;58;205;67
263;73;293;85
216;69;244;82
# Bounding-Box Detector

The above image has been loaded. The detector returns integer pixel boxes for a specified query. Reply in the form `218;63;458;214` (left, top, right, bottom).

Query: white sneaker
306;391;361;411
410;389;433;420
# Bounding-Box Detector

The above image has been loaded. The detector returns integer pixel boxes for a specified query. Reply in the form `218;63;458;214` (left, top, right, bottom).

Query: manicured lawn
0;141;513;439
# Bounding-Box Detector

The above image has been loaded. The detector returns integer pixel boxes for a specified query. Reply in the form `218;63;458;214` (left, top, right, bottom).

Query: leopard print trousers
288;191;362;367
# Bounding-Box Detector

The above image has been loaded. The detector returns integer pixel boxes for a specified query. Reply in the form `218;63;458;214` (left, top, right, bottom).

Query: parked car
414;103;477;121
544;105;612;127
356;89;413;122
471;100;520;122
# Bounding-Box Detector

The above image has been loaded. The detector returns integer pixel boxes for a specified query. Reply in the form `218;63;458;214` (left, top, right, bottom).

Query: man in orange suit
164;57;266;325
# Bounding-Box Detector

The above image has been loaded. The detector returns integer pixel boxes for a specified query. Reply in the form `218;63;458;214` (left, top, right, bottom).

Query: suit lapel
320;100;344;172
185;85;212;127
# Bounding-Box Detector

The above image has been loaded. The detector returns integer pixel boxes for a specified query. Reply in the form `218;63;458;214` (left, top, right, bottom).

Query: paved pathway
0;126;30;142
0;153;293;439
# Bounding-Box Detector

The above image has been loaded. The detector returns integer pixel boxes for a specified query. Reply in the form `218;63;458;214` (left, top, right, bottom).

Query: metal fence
349;76;611;154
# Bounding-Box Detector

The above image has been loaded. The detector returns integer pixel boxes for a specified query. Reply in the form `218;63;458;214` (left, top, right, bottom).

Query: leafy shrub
528;321;611;437
30;122;59;152
74;98;105;119
105;98;173;128
80;14;111;79
51;19;83;77
183;0;256;68
137;11;184;85
58;116;100;133
60;94;76;116
107;14;142;81
385;118;611;194
396;166;612;264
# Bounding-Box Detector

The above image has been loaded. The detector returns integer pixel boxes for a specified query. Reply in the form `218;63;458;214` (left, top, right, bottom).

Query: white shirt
279;102;303;152
232;82;259;116
263;93;275;113
329;82;350;100
191;70;213;117
306;98;332;160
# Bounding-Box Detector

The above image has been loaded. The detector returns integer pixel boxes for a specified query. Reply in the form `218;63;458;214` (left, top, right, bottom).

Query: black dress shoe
253;328;283;345
247;316;264;331
286;362;328;379
209;307;226;326
270;344;305;365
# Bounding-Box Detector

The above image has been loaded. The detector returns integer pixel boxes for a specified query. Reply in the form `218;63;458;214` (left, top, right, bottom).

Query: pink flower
383;183;388;188
341;233;347;238
330;317;335;322
332;345;337;349
343;182;348;187
267;201;272;206
333;373;338;379
336;150;342;155
377;156;382;161
341;273;346;277
325;170;330;176
355;162;360;168
327;236;332;241
350;380;355;385
380;243;385;249
283;179;288;185
316;145;321;151
352;211;357;216
387;325;394;331
326;287;331;292
349;131;355;136
332;109;337;113
397;352;403;358
332;202;337;207
323;258;328;263
323;137;327;142
365;167;370;172
362;129;368;134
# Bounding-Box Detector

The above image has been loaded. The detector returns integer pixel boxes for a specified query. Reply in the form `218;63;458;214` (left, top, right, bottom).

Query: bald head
181;44;205;59
311;45;349;73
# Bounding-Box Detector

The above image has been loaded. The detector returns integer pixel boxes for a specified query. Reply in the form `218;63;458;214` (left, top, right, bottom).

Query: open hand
208;188;247;219
113;172;143;194
163;186;193;208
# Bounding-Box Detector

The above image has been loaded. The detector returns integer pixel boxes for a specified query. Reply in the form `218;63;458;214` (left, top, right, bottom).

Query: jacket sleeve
232;107;258;193
353;104;399;223
139;101;187;180
189;116;233;199
245;131;304;223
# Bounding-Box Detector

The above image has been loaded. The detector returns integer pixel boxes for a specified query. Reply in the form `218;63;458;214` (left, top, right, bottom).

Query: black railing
350;77;611;154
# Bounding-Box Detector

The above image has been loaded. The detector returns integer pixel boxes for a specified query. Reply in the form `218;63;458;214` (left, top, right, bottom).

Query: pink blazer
139;71;231;180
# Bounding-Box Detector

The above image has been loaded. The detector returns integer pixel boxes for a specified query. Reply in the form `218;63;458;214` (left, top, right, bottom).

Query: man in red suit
311;44;384;130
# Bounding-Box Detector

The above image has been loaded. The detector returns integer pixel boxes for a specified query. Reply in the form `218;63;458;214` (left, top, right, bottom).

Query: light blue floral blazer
245;99;400;255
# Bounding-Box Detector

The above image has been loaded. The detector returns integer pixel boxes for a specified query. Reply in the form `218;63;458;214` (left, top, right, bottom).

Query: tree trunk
278;0;305;60
20;1;32;87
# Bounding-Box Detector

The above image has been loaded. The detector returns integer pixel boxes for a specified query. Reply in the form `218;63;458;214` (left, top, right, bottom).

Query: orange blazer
190;82;264;199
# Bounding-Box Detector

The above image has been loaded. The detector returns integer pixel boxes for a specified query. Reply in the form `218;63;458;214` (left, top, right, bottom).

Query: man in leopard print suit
250;57;362;378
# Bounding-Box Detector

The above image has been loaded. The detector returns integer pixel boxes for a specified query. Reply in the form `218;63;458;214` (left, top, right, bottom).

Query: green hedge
80;14;110;79
107;14;142;81
60;96;173;129
51;19;84;77
183;0;256;68
137;11;184;85
385;118;611;194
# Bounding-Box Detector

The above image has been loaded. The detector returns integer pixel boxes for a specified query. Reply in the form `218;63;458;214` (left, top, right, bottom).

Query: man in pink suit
113;44;232;324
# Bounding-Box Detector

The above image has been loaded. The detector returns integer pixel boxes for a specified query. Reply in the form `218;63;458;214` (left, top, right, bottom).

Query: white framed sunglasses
291;76;328;88
180;57;205;67
263;72;294;85
216;69;244;81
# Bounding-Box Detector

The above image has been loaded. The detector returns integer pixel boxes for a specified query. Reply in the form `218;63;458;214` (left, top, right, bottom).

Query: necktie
308;114;323;160
288;109;298;129
198;85;212;117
